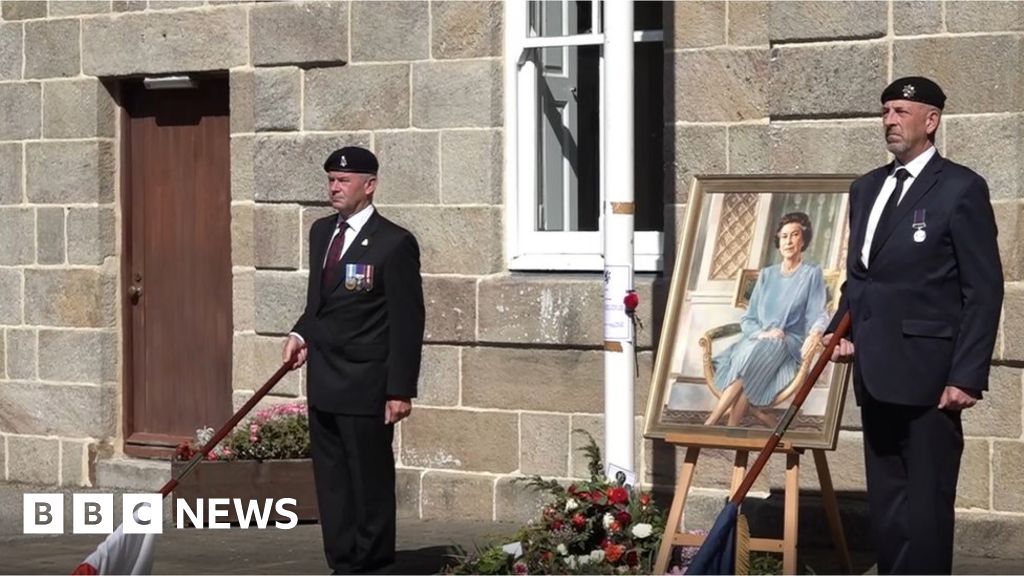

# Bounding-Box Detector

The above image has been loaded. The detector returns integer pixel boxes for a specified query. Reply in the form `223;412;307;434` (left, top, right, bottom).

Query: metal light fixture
142;75;197;90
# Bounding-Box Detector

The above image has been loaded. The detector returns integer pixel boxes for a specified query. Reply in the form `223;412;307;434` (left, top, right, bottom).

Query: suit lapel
870;153;944;260
323;209;382;298
311;217;335;308
854;165;891;260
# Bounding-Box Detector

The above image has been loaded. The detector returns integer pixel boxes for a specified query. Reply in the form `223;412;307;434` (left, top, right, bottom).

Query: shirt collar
337;204;375;234
893;145;937;179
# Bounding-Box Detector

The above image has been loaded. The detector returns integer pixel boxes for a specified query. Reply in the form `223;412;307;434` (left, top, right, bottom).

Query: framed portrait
644;175;856;450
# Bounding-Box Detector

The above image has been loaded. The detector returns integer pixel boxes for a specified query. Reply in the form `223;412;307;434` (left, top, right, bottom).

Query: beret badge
901;84;916;99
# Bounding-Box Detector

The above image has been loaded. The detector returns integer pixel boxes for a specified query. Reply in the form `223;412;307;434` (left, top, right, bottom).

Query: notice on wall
603;265;632;341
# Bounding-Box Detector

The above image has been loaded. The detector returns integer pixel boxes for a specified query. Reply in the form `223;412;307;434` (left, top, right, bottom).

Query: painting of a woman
704;211;829;426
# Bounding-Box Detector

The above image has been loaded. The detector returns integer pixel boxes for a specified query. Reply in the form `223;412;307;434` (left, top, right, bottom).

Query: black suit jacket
828;153;1003;406
293;209;425;415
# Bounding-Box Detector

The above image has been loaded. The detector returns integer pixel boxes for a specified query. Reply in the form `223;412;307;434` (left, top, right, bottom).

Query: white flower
603;513;615;529
589;549;606;563
575;554;592;567
557;543;568;556
566;556;578;569
631;522;653;539
564;498;579;512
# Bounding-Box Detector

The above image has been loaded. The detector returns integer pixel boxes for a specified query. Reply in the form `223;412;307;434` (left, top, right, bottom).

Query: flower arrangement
174;401;310;462
446;431;667;575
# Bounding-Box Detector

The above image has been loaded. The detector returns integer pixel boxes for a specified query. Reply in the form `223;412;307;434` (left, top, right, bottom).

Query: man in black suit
825;77;1003;574
282;146;425;573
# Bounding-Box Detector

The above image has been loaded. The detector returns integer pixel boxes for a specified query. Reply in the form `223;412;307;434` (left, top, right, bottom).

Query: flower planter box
171;459;318;526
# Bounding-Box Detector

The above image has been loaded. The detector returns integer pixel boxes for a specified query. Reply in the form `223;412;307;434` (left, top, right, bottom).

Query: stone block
0;143;21;205
440;129;502;205
958;439;990;510
254;204;300;270
674;48;767;122
25;269;116;328
149;0;204;9
304;65;409;131
230;69;254;135
67;207;115;266
955;511;1024;558
964;367;1022;438
25;19;79;78
233;269;254;332
993;440;1024;512
894;1;943;35
383;206;502;274
60;439;91;486
422;275;476;343
412;60;502;128
420;471;493;520
253;271;307;335
254;67;301;132
38;329;117;383
992;201;1024;281
727;1;768;46
0;381;116;437
731;121;884;176
82;7;248;76
431;1;502;59
768;1;886;42
669;125;726;203
401;408;518;473
254;133;372;203
0;23;22;80
7;436;59;485
0;208;35;265
36;206;65;265
462;347;603;413
351;0;428;62
417;345;459;407
396;468;421;519
893;36;1024;114
232;333;301;397
250;1;347;67
947;1;1024;32
477;274;656;347
495;477;549;525
671;1;725;48
6;329;36;379
0;269;21;326
49;1;110;16
43;78;116;138
231;202;253;268
26;141;114;204
769;42;887;118
2;1;46;20
112;1;147;12
300;205;336;269
567;415;644;480
520;412;569;477
946;114;1024;201
375;131;440;204
231;136;254;202
1004;283;1024;362
0;82;41;140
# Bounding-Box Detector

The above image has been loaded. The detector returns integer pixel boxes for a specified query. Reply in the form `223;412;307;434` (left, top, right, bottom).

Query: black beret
323;146;378;174
881;76;946;110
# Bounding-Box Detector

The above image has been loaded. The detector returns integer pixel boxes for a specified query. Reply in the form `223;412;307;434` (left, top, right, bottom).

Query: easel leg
813;449;852;574
730;450;750;495
654;446;700;575
783;452;799;575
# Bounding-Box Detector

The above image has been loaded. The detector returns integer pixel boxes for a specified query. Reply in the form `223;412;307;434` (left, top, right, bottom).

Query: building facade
0;0;1022;552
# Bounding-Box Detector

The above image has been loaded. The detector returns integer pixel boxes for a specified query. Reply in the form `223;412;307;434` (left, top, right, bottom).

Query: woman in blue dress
704;211;829;427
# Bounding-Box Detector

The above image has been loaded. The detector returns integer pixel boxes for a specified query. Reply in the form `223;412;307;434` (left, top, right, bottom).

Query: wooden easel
653;433;852;575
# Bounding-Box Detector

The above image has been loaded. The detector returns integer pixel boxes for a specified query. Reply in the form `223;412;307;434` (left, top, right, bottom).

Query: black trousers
861;395;963;574
309;407;396;574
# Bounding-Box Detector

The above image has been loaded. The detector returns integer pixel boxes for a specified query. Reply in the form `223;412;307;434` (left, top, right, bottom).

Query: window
504;1;665;271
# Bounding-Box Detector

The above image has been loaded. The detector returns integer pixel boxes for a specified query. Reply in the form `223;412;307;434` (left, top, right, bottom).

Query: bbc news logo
23;494;299;534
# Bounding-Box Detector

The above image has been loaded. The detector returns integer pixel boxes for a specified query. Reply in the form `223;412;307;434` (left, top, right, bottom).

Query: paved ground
1;519;1023;575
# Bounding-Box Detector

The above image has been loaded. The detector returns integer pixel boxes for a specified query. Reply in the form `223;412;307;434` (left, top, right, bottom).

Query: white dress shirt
322;204;375;268
860;146;936;268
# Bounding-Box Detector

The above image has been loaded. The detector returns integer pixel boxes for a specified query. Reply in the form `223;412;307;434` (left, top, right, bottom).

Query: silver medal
913;229;926;243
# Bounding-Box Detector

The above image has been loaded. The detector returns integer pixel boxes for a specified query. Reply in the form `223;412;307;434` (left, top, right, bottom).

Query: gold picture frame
644;174;857;450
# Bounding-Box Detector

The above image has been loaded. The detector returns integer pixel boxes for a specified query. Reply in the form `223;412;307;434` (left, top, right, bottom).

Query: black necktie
871;168;910;258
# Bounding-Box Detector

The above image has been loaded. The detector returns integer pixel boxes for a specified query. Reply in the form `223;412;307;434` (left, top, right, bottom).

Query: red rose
604;543;625;563
572;513;586;528
623;290;639;312
568;484;577;495
591;490;606;503
607;487;629;505
609;520;622;533
640;493;652;506
616;511;632;526
625;550;639;567
552;520;564;530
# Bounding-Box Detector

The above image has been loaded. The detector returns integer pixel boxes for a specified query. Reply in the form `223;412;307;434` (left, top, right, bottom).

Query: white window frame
503;1;665;272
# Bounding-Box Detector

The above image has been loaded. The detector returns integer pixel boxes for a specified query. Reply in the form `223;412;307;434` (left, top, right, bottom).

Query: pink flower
513;561;528;574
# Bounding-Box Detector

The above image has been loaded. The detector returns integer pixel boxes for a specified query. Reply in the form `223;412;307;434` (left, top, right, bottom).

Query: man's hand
757;328;785;340
938;386;978;411
385;397;412;425
822;333;854;363
282;334;308;370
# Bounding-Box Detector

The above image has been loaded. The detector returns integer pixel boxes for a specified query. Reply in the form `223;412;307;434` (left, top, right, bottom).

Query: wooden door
121;76;232;457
